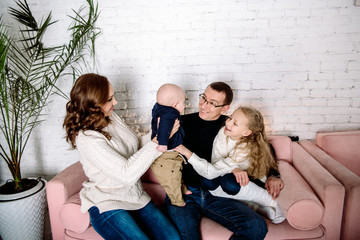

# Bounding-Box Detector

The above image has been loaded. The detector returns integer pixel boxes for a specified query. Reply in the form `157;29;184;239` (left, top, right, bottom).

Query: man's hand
265;177;284;199
152;118;180;143
232;168;249;186
169;119;180;138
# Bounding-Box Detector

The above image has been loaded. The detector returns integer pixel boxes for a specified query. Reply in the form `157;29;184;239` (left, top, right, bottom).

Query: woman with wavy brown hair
63;73;180;240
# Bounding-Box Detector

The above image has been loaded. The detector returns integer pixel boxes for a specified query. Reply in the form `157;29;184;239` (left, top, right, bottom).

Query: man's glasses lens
199;94;227;108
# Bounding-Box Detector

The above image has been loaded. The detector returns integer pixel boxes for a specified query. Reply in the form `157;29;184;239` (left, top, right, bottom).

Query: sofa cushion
277;161;324;230
316;130;360;176
59;193;90;233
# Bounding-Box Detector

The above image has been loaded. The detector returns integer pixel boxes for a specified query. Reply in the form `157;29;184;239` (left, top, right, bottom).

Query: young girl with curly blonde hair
175;106;285;224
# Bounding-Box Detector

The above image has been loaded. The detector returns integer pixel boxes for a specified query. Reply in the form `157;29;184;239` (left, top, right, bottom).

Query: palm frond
0;0;100;190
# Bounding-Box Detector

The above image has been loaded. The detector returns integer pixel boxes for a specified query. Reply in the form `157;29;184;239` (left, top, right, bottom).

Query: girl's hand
232;168;249;187
174;144;192;159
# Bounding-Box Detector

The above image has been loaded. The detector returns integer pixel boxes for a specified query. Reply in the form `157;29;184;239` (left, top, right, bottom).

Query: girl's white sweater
76;113;161;213
188;127;266;182
187;127;248;179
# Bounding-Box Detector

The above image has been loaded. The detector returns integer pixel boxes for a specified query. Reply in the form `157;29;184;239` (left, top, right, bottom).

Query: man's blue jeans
166;185;268;240
89;201;180;240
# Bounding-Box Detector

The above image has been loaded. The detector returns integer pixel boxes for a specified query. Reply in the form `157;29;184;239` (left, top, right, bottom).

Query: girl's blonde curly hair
231;106;278;179
63;73;112;149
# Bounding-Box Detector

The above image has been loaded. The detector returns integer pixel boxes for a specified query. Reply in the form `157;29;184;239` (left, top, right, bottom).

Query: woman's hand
152;136;158;144
174;144;192;159
265;177;284;199
169;119;180;138
232;168;249;187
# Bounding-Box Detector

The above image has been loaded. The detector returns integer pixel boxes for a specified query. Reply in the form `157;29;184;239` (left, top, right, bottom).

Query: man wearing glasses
165;82;272;240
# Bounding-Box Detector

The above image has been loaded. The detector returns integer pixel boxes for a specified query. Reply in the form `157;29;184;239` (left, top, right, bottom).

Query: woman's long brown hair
63;73;112;149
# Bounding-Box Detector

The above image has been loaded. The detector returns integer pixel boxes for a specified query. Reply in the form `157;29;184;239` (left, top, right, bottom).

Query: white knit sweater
76;113;161;213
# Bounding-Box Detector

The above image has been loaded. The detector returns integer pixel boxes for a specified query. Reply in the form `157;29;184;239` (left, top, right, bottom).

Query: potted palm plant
0;0;100;239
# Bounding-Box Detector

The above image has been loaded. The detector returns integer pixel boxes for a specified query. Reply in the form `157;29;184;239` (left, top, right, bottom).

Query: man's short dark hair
209;82;233;105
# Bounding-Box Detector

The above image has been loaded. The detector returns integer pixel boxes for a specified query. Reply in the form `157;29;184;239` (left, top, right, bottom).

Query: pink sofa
47;136;345;240
299;130;360;240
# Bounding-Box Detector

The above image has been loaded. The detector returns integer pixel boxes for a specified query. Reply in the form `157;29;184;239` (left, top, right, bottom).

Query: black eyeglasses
199;93;227;108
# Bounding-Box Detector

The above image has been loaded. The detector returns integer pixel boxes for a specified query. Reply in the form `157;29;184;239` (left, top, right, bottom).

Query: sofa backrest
316;130;360;176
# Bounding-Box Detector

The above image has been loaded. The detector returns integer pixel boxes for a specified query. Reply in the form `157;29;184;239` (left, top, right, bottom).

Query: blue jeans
202;173;241;195
89;201;180;240
166;185;268;240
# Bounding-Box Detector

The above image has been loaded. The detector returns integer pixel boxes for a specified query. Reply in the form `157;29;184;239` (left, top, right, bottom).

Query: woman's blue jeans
166;185;268;240
89;201;180;240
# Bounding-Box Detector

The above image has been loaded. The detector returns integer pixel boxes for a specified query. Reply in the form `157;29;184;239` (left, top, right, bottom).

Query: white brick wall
1;0;359;182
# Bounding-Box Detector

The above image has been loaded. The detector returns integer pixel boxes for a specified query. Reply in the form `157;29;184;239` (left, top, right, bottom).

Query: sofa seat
48;136;345;240
60;182;325;240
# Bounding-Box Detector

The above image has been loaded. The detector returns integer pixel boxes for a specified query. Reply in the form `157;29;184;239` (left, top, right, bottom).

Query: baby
150;83;189;206
151;83;186;152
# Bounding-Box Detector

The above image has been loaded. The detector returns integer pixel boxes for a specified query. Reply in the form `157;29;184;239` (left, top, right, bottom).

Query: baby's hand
157;145;168;152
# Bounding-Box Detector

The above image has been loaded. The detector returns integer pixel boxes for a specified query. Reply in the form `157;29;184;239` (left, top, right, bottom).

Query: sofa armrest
47;161;88;240
300;140;360;240
315;130;360;176
291;142;345;240
299;140;360;191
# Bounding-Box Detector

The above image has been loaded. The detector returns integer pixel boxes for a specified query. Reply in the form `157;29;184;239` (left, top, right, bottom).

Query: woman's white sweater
76;113;161;213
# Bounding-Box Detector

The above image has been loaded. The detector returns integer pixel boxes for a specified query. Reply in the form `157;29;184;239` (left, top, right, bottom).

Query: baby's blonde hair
231;106;278;179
